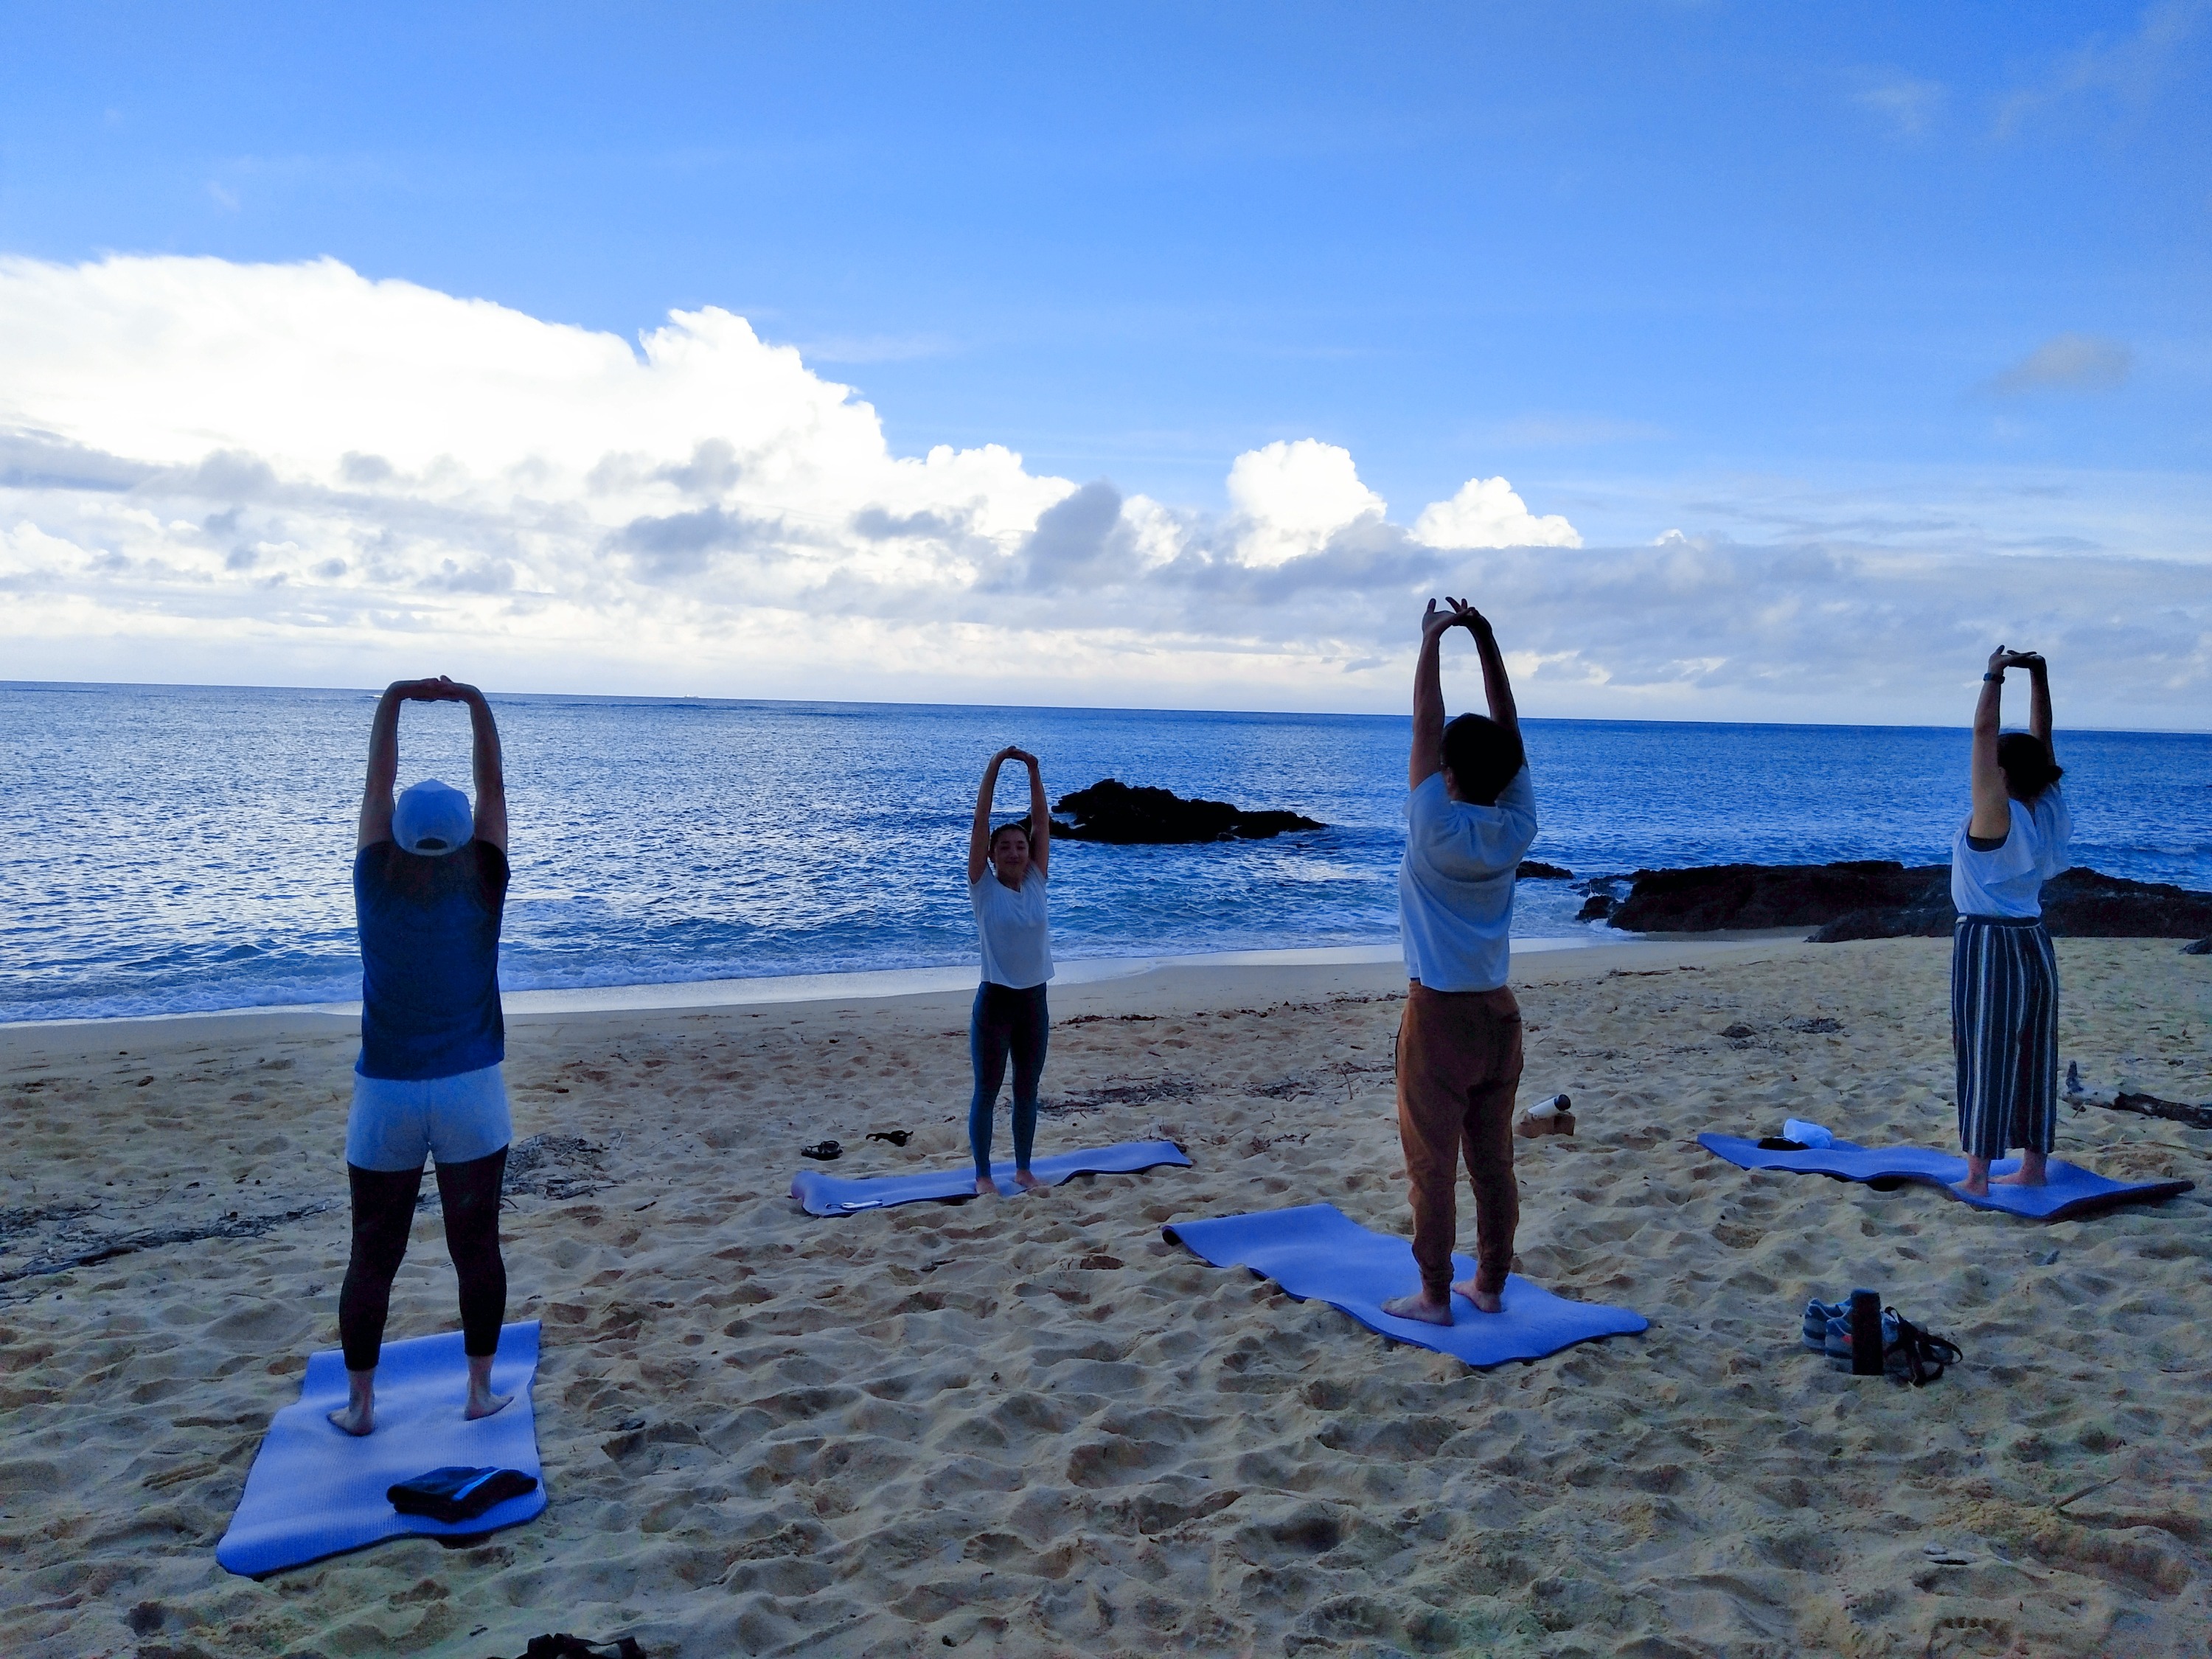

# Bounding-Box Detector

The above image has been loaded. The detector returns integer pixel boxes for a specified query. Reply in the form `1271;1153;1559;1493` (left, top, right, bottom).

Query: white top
971;866;1054;989
1398;766;1538;993
1950;785;2070;919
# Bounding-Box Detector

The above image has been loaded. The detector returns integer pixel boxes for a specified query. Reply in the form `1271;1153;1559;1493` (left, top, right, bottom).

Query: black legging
338;1146;508;1372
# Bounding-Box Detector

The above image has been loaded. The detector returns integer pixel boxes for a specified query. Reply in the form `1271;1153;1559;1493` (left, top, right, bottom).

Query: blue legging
970;981;1049;1178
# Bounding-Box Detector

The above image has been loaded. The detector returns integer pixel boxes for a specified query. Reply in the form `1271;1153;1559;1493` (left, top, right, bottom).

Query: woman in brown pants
1382;598;1537;1326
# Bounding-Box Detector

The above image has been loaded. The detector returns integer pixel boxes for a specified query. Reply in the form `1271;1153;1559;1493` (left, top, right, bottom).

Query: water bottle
1849;1287;1883;1377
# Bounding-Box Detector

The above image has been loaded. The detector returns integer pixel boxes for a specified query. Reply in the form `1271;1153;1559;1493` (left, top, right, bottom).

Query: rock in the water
1517;860;1573;880
1051;779;1324;844
1597;859;2212;941
1576;894;1615;922
1607;860;1943;934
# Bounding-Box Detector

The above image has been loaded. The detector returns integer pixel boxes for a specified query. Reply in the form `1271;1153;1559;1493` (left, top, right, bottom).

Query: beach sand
3;936;2208;1658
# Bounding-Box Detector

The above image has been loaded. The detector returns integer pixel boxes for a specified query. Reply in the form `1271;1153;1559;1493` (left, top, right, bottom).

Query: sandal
801;1140;842;1161
1882;1308;1962;1387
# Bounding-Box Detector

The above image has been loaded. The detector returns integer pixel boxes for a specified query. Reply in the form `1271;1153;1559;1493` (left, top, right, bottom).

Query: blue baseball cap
392;779;474;856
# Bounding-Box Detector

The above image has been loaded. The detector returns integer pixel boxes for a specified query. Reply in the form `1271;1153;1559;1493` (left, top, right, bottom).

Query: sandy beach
3;935;2208;1658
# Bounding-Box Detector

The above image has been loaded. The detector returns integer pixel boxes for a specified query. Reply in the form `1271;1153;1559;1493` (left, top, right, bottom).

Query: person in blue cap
329;675;515;1436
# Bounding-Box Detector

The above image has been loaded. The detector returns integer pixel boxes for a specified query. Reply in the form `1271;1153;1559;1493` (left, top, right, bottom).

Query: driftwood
2101;1091;2212;1132
0;1200;336;1288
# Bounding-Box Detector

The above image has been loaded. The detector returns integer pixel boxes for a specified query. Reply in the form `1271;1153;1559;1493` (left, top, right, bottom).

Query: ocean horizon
7;678;2209;1026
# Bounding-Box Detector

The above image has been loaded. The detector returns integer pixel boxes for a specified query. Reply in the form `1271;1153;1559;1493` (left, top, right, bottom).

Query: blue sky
1;3;2208;722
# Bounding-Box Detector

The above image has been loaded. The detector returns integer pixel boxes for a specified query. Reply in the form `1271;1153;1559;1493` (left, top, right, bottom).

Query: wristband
1982;672;2003;681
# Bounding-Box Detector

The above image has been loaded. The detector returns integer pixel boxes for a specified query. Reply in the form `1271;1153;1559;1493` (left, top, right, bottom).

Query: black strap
1883;1307;1962;1387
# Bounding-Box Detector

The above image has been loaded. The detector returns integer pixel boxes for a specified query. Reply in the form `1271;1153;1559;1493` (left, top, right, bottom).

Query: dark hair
1441;713;1526;806
990;818;1032;853
1995;732;2063;802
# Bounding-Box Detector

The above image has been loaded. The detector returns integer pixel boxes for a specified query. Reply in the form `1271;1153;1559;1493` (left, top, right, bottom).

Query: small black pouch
386;1464;538;1523
1756;1136;1809;1152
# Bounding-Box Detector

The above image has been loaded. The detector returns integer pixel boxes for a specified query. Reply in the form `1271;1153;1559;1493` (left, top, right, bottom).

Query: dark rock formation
1593;860;2212;942
1051;779;1324;844
1576;894;1615;922
1517;860;1574;880
1607;860;1939;934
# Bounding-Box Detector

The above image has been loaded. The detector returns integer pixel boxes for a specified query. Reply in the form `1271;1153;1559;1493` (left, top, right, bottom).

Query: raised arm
1011;748;1048;880
458;683;508;852
1409;600;1458;790
1969;646;2024;841
969;748;1014;884
357;684;408;850
2023;653;2053;757
1468;606;1519;739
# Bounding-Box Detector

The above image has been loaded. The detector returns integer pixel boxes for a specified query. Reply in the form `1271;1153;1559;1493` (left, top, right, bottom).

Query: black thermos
1849;1287;1883;1376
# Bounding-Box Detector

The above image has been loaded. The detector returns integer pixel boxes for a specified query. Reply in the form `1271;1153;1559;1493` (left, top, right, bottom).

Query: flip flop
867;1130;911;1147
801;1141;843;1161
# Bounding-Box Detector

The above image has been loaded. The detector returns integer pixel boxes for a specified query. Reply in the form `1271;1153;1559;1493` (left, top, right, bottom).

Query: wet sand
2;936;2208;1658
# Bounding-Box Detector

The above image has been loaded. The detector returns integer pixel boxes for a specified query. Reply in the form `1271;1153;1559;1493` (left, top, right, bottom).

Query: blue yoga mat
217;1321;546;1576
790;1138;1192;1216
1164;1203;1648;1368
1697;1134;2194;1222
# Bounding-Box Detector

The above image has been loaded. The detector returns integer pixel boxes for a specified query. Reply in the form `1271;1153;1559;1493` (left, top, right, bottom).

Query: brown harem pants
1396;981;1523;1299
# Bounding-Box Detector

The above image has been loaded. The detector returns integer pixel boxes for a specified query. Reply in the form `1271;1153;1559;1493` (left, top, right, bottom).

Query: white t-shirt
1398;766;1538;993
1950;785;2070;919
972;866;1053;990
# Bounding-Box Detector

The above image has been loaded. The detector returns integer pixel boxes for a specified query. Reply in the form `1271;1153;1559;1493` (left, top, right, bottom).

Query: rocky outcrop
1590;860;2212;942
1517;860;1574;880
1051;779;1324;844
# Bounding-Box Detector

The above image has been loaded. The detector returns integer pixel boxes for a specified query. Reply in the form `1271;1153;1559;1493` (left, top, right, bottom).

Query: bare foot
1450;1278;1505;1314
1992;1152;2050;1188
328;1368;375;1436
973;1174;998;1197
1955;1154;1992;1197
1012;1168;1045;1192
465;1385;512;1420
1380;1291;1453;1326
465;1353;512;1421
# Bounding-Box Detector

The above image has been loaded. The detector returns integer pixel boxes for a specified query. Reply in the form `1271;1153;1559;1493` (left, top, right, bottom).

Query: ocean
4;681;2208;1025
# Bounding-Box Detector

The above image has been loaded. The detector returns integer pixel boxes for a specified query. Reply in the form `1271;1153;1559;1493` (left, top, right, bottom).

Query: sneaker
1801;1297;1847;1349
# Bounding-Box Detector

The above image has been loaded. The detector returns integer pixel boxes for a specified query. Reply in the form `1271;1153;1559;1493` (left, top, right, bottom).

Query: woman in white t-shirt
965;745;1054;1197
1951;645;2070;1197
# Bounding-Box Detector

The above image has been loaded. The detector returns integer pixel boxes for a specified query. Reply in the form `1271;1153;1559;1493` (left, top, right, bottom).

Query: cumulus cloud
1;254;2206;726
1225;439;1387;568
1411;476;1582;550
1983;333;2135;395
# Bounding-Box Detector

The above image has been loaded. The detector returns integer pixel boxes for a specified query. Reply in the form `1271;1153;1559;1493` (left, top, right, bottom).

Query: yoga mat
1698;1134;2194;1222
217;1321;546;1576
791;1139;1192;1216
1164;1203;1647;1368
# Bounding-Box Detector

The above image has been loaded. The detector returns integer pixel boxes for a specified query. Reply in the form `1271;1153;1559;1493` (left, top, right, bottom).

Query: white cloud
1411;476;1582;550
0;253;2207;728
1983;333;2135;395
1854;74;1947;138
1224;438;1386;567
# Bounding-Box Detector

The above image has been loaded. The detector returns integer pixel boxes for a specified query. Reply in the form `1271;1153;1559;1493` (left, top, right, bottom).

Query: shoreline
0;931;1815;1064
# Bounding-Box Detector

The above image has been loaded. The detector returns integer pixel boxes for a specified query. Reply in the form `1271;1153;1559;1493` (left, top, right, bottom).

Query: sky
1;1;2208;726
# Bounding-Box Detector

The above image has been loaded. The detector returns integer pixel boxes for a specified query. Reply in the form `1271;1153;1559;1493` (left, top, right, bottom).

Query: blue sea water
3;682;2208;1025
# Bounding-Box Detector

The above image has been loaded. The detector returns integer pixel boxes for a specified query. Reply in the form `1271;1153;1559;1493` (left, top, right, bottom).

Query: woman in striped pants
1950;645;2070;1197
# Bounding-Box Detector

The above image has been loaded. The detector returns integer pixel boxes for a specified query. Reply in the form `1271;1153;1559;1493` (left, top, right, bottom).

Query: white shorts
346;1062;512;1172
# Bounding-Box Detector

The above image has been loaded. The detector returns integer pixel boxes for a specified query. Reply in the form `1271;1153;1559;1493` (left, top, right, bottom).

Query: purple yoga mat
1697;1134;2193;1222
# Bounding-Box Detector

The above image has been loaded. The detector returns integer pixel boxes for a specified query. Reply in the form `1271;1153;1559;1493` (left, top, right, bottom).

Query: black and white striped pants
1951;914;2059;1161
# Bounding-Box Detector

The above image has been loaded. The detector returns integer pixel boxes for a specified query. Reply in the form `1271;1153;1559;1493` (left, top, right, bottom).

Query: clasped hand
1422;596;1489;640
389;675;479;703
